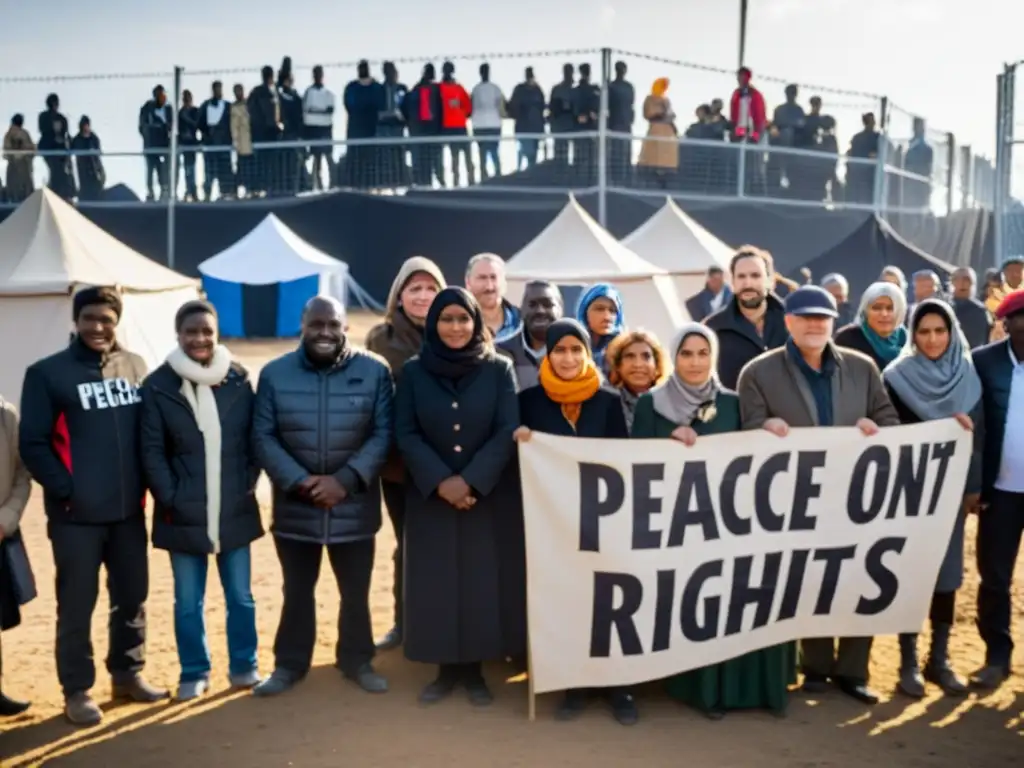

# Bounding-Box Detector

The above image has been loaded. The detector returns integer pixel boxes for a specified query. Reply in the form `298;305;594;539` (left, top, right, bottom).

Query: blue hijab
575;283;625;374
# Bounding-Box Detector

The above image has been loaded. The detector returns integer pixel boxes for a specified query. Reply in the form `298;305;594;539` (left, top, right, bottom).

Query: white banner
519;421;971;694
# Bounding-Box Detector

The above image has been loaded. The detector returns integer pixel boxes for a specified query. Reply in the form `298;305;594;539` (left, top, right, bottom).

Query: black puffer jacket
140;362;263;555
253;346;393;544
19;338;148;524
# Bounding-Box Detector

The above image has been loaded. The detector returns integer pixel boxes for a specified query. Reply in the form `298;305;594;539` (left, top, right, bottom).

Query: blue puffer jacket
252;346;393;544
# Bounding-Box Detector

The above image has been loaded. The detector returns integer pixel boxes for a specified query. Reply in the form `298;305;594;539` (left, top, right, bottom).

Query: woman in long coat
365;256;445;650
834;281;908;371
631;323;796;718
139;300;264;701
882;299;981;699
0;396;32;716
514;319;636;725
395;287;519;706
637;78;678;186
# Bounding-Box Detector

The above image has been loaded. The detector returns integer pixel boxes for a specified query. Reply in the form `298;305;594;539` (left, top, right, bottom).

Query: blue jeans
170;546;258;682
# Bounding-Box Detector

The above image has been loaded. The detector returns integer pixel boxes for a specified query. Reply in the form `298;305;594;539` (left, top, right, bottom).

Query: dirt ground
1;312;1022;767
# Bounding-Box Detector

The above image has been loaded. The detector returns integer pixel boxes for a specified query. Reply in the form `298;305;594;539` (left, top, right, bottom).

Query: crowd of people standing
1;249;1022;731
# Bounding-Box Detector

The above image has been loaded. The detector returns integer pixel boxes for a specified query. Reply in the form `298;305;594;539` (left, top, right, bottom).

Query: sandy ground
1;312;1022;767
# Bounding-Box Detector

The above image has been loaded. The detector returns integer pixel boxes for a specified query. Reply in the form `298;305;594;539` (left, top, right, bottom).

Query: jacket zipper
319;370;329;544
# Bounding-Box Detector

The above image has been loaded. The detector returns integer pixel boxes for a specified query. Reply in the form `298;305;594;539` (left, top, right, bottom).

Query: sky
0;0;1020;193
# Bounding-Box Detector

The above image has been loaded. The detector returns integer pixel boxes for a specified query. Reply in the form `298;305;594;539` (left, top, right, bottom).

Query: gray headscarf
882;299;981;420
651;323;721;425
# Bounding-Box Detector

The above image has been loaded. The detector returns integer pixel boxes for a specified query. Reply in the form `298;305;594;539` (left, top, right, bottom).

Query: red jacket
439;80;471;130
729;86;767;141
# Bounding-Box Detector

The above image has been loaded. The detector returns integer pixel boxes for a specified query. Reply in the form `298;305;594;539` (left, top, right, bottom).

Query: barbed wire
611;49;882;100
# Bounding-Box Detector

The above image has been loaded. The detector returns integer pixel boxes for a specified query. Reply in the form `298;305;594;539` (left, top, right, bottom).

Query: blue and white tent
198;214;350;337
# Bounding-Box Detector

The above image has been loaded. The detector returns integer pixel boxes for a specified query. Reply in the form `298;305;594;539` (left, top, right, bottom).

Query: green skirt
666;642;797;714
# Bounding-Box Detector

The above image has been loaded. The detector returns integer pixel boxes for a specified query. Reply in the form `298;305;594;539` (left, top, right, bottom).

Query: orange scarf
538;356;602;429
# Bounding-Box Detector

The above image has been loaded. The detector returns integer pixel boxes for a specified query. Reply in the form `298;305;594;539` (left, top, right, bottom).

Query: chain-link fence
1;47;997;264
994;62;1024;267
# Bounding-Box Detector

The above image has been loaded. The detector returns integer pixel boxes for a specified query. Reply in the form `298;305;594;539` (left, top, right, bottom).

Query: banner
519;421;971;694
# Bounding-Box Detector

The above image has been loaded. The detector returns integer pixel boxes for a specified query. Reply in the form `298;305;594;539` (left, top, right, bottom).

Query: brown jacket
0;400;31;536
737;342;900;429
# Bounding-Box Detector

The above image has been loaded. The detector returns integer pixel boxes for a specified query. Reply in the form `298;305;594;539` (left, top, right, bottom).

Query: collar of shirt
786;338;836;378
1008;342;1023;370
521;328;545;362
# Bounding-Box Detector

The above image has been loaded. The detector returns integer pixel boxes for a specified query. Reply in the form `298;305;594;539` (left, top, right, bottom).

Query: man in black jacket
951;267;993;349
178;89;200;202
248;65;282;195
19;287;167;726
198;80;234;200
138;85;172;202
573;63;601;184
704;247;789;389
498;281;563;390
402;63;443;187
252;297;393;698
377;62;409;188
549;64;575;168
606;60;635;184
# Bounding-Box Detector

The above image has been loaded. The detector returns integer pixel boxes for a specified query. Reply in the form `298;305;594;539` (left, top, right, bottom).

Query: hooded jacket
20;337;148;524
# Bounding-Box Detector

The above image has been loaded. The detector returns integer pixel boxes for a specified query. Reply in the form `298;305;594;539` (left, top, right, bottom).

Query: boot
923;622;968;696
897;633;925;698
0;691;30;717
111;673;169;703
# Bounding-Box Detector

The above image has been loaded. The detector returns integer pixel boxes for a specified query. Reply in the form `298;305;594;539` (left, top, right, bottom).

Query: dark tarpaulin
241;283;279;337
0;190;983;307
801;215;955;300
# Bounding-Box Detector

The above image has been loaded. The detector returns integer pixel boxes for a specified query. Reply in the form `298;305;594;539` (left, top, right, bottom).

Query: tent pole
167;66;183;270
598;48;611;227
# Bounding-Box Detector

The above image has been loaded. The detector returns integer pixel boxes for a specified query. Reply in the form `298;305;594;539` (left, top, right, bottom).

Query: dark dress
630;389;797;715
395;354;520;665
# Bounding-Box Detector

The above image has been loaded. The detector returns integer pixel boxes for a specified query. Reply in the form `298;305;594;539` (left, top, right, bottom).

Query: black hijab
545;318;592;355
419;287;492;379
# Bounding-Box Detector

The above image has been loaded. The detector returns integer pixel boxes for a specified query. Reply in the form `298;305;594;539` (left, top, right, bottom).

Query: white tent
197;214;359;337
622;197;734;300
504;195;687;345
0;188;199;404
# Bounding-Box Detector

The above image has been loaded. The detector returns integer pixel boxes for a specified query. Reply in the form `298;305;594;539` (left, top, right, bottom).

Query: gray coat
737;342;901;430
253;347;393;544
497;331;543;391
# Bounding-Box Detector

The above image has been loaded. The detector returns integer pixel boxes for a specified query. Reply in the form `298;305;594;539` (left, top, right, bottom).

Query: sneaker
253;669;300;698
229;669;262;689
464;676;493;707
111;674;169;703
342;663;388;694
0;691;31;717
175;679;209;702
64;692;103;726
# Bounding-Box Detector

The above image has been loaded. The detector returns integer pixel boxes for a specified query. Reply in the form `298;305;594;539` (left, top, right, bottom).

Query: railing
1;131;980;215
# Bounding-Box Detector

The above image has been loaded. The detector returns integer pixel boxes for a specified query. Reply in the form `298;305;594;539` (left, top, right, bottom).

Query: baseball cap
784;285;838;318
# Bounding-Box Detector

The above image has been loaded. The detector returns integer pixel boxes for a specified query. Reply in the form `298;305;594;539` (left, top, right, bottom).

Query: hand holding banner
518;421;971;694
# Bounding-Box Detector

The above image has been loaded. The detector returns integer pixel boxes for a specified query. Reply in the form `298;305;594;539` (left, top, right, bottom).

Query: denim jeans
170;546;258;682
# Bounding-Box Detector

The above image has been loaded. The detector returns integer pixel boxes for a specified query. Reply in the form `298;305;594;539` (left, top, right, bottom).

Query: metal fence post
879;95;889;131
995;70;1009;267
959;145;971;209
167;66;183;270
598;47;611;227
945;132;955;215
873;120;890;215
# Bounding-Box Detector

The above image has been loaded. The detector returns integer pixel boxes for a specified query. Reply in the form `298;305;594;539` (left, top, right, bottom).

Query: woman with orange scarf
513;319;636;724
637;77;678;186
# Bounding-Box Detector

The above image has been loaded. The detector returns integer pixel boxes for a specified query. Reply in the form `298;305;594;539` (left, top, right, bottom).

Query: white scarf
167;345;232;553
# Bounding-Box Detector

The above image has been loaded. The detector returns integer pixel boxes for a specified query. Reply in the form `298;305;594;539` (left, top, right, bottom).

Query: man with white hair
465;253;521;343
820;273;854;330
950;266;993;349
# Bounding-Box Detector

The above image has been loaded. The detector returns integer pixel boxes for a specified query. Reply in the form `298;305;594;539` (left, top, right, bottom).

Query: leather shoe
835;677;879;705
342;663;388;694
801;673;830;694
0;691;30;717
376;626;402;651
111;674;169;703
924;662;968;697
969;665;1009;691
897;666;926;699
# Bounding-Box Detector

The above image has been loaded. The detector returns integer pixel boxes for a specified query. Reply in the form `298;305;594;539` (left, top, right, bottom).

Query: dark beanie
174;299;218;331
73;286;122;322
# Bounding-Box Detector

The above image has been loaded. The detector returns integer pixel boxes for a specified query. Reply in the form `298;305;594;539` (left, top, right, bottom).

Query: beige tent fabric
0;188;199;404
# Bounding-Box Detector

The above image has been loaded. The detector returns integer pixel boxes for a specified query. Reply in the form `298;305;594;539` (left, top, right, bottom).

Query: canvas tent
622;197;733;299
0;188;199;404
504;195;687;344
198;214;352;337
